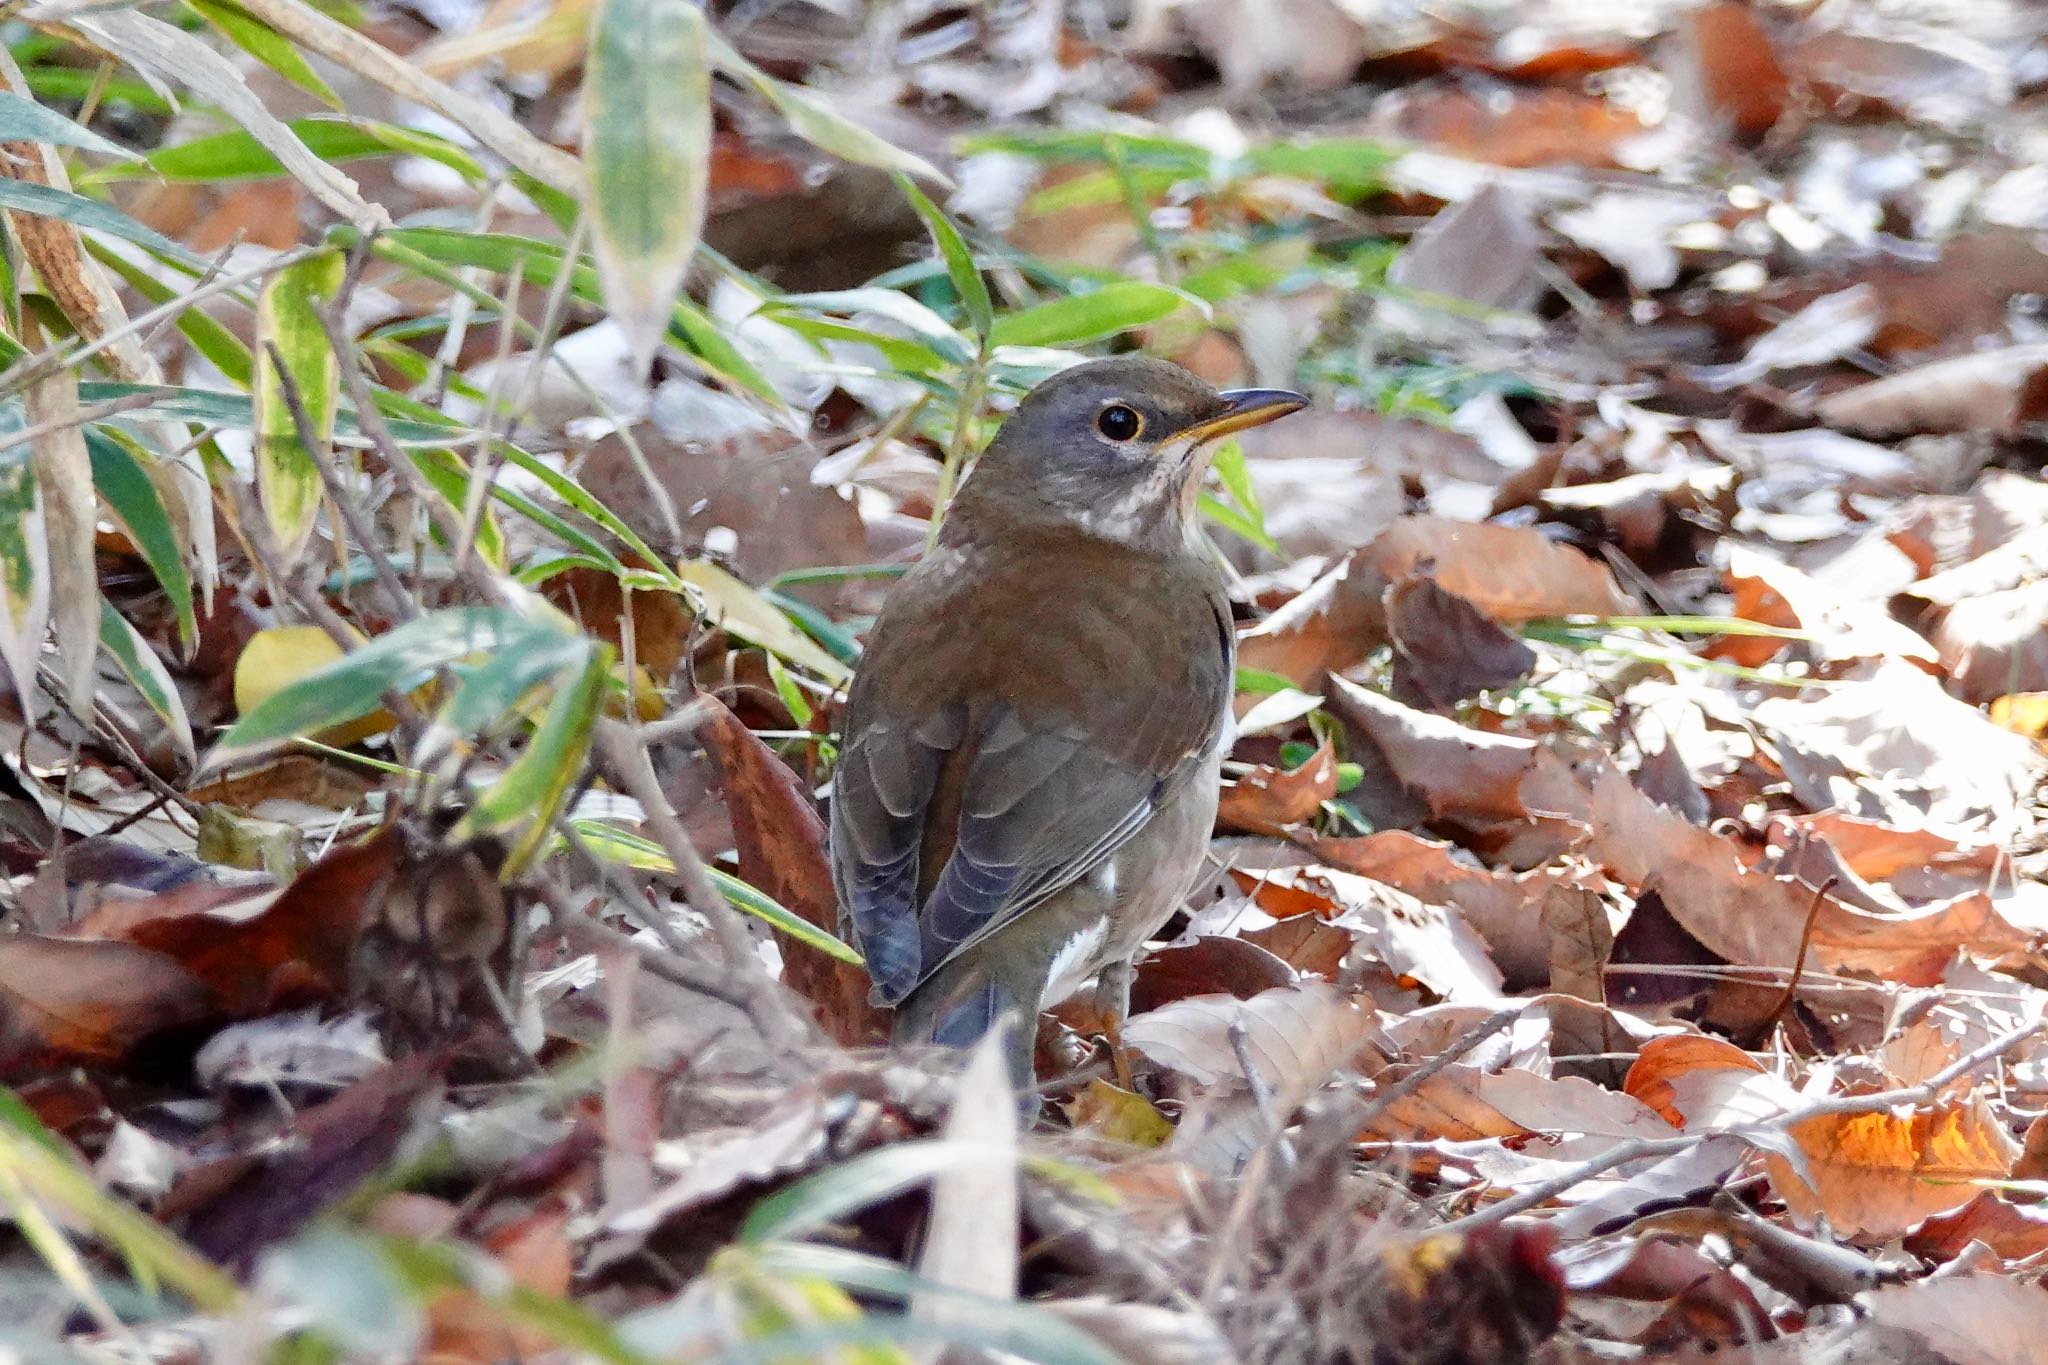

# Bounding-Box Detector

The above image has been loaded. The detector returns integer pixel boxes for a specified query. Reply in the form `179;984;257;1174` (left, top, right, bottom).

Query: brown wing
830;530;1231;1005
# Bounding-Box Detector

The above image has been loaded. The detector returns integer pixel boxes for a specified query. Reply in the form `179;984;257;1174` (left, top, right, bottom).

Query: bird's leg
1095;958;1139;1090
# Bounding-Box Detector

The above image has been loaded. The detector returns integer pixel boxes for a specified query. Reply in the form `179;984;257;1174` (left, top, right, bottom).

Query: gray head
950;356;1306;552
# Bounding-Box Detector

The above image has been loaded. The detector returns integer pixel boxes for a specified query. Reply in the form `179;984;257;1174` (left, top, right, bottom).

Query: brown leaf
693;693;888;1046
175;1057;444;1272
1215;738;1335;835
1328;679;1590;863
0;936;212;1075
1931;580;2048;703
1236;864;1504;1002
1388;86;1652;169
1310;830;1560;986
1240;516;1631;687
1588;763;2033;984
1816;343;2048;436
1764;1092;2019;1239
1361;1064;1674;1145
1623;1034;1769;1129
1673;2;1792;141
1386;577;1537;711
1907;1191;2048;1264
124;828;400;1017
1129;937;1296;1014
1124;981;1384;1093
424;1206;576;1361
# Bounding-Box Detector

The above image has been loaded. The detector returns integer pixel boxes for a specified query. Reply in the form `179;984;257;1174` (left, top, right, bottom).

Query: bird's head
952;356;1307;552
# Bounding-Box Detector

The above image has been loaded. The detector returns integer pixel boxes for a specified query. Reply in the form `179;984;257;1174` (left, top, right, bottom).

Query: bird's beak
1176;388;1310;445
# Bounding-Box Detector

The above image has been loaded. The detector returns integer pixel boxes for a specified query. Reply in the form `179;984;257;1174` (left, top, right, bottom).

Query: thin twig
1436;1018;2048;1235
263;341;419;627
0;391;155;453
0;243;323;400
1355;1005;1524;1134
592;716;813;1056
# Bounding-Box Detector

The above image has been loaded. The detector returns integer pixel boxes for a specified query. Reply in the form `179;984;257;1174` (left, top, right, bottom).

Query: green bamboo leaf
893;174;991;341
987;281;1193;349
0;439;47;717
705;30;945;183
84;239;255;388
453;641;610;875
1197;491;1278;555
123;116;486;186
770;289;975;366
762;313;954;375
346;227;776;401
584;0;711;371
566;819;863;963
84;427;196;648
740;1141;1019;1245
99;598;195;769
254;250;346;559
1204;437;1278;554
73;382;449;444
429;632;590;745
0;90;136;160
207;606;560;769
183;0;343;109
20;67;179;118
0;178;202;268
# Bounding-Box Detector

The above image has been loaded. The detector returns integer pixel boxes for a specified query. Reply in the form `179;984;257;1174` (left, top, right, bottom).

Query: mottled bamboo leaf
98;598;195;769
254;250;345;560
583;0;711;372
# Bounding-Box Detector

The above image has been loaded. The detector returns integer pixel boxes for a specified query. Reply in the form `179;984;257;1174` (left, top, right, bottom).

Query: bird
829;355;1308;1093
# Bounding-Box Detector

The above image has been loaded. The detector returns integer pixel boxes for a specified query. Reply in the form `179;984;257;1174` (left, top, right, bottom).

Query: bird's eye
1096;403;1143;442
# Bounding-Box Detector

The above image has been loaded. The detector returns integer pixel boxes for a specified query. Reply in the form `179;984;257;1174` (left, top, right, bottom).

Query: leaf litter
10;0;2048;1360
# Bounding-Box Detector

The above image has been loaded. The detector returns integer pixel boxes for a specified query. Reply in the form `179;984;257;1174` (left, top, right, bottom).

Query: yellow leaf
1064;1079;1174;1148
676;560;850;683
233;625;392;747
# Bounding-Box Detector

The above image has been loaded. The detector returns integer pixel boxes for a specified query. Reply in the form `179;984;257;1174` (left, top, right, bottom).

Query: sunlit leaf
677;559;851;682
706;31;944;183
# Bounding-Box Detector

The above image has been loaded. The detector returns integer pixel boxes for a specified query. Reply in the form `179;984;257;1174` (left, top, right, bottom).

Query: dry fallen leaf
1124;980;1385;1095
1766;1092;2019;1239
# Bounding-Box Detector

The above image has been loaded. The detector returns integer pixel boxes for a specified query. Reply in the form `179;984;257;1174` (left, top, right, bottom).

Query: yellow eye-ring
1096;403;1143;442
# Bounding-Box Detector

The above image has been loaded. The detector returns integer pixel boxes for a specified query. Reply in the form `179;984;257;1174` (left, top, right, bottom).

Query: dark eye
1096;403;1143;442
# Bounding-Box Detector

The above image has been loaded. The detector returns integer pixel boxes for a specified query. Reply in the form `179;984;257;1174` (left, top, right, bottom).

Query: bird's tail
891;961;1035;1093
